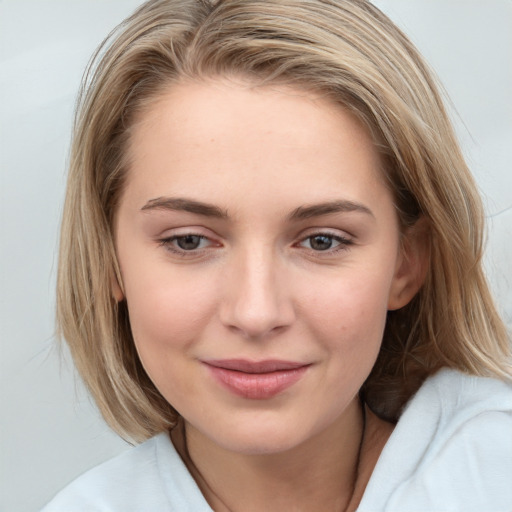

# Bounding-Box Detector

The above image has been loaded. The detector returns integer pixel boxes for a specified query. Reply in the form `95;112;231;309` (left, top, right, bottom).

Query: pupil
177;235;201;250
310;235;332;251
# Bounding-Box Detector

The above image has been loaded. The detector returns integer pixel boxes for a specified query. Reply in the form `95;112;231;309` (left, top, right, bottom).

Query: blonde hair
57;0;511;442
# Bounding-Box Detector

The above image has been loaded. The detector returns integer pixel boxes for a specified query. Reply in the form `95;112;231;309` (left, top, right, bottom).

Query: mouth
202;359;311;400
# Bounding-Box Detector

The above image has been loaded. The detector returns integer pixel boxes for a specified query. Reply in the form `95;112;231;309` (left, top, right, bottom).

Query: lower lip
205;365;309;400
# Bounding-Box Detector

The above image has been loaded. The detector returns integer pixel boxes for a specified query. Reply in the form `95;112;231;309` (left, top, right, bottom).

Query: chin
217;432;304;456
197;412;322;456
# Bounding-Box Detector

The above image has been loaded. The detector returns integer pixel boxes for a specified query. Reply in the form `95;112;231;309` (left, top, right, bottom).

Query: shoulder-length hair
57;0;511;442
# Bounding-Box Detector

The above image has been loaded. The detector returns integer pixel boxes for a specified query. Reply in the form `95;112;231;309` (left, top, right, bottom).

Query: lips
203;359;310;400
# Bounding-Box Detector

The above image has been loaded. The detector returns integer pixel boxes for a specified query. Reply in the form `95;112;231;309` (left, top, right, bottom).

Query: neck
172;398;392;512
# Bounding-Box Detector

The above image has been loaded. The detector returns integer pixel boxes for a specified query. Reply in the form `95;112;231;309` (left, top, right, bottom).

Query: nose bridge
220;241;294;338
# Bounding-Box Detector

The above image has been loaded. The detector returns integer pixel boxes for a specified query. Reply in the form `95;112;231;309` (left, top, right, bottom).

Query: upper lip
203;359;309;374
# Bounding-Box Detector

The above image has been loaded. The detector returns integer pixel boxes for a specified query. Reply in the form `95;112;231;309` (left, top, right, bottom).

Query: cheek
123;266;217;368
122;269;222;409
290;271;391;427
298;267;392;359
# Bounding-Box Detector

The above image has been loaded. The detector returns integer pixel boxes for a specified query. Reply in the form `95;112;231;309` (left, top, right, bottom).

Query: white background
0;1;510;510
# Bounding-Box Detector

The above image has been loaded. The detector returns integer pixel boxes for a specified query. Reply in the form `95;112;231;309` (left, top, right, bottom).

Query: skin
113;79;426;511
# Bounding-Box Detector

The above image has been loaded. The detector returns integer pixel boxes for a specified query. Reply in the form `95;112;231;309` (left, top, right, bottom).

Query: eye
298;233;352;252
159;233;216;254
306;234;337;251
174;234;206;250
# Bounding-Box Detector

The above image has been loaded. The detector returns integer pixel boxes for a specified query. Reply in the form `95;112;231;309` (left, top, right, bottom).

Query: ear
387;215;430;311
111;267;125;302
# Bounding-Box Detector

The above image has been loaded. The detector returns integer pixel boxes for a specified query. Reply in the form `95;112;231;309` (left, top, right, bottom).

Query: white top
42;368;512;511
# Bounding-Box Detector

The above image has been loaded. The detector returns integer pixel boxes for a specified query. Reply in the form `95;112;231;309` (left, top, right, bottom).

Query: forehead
123;79;390;215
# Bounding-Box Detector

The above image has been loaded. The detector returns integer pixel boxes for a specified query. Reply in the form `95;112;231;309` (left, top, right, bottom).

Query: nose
219;245;295;340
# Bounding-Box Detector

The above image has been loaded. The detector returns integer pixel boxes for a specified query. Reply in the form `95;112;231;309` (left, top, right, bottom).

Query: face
114;80;421;455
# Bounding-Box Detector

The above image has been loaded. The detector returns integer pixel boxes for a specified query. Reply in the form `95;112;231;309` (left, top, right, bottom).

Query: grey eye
308;235;335;251
176;235;203;250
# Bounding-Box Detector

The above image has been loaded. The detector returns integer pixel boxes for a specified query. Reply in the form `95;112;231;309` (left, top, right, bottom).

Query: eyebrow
141;197;229;219
141;196;373;221
288;200;374;220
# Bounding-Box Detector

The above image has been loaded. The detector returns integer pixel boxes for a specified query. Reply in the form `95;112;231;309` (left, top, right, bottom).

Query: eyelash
296;232;353;254
158;231;353;257
158;233;214;255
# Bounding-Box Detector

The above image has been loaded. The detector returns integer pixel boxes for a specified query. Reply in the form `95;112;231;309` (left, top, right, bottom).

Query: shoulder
359;369;512;512
41;432;211;512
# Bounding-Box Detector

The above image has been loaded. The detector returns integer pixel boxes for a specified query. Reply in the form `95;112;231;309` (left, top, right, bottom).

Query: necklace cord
177;400;367;512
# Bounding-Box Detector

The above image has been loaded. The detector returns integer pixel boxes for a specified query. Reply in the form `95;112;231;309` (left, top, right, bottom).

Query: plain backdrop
1;1;511;511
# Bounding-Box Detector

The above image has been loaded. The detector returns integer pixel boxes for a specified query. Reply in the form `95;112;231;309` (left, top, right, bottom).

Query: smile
203;359;311;400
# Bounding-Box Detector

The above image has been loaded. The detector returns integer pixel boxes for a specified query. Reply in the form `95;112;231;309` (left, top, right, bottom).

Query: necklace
345;401;367;512
177;420;234;512
174;401;367;512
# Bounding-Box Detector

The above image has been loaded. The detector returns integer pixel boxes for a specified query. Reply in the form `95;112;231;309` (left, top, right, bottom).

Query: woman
43;0;512;510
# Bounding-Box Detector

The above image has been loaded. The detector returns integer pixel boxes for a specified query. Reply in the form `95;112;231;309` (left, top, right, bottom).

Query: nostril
218;253;296;338
226;321;290;341
220;295;295;339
